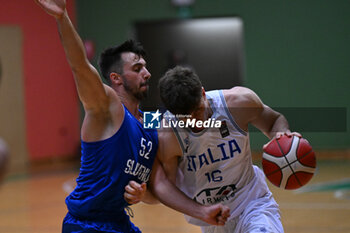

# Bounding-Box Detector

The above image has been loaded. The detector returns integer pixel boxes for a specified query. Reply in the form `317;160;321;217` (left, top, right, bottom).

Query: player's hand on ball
262;134;316;189
124;181;147;205
264;131;302;150
201;204;230;226
275;131;301;139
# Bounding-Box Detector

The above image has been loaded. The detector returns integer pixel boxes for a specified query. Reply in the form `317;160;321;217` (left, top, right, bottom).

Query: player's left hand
123;180;147;205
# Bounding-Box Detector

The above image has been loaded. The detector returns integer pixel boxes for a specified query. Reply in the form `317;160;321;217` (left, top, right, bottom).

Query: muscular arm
149;127;230;225
150;157;229;225
56;12;111;111
124;125;230;225
35;0;123;141
224;86;290;139
251;104;290;139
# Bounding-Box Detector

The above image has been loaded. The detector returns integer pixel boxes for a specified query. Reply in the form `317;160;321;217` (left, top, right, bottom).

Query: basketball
262;135;316;190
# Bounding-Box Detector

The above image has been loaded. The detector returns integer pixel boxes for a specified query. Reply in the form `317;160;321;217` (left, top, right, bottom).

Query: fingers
123;181;147;205
34;0;66;19
128;180;146;192
216;215;227;226
221;206;230;218
291;131;302;137
216;205;230;226
263;138;274;150
275;131;302;139
123;191;139;205
264;131;302;150
202;204;231;226
140;182;147;191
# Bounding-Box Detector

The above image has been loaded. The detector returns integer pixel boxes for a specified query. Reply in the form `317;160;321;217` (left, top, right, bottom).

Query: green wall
76;0;350;150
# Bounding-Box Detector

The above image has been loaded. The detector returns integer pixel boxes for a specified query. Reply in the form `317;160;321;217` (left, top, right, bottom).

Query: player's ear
110;72;122;85
201;87;206;99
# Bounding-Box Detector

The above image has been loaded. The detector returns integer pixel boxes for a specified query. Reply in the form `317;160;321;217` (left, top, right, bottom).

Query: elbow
149;176;168;200
149;177;160;198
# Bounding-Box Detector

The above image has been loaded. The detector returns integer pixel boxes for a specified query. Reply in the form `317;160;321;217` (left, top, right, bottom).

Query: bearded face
119;52;151;101
121;74;149;101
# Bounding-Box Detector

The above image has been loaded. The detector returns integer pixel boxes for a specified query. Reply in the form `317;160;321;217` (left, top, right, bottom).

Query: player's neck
190;102;213;133
203;100;213;120
119;95;141;118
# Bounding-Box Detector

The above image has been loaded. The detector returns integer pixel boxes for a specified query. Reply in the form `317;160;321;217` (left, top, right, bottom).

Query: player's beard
122;77;149;101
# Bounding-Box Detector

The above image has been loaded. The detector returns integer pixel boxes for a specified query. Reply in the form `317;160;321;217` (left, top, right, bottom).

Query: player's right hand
123;181;147;205
263;131;302;150
201;204;230;226
34;0;66;19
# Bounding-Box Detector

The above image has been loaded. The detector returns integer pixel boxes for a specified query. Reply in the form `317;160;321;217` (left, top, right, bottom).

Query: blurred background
0;0;349;232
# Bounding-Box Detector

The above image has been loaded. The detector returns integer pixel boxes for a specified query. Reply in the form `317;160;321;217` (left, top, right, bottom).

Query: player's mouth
140;81;149;88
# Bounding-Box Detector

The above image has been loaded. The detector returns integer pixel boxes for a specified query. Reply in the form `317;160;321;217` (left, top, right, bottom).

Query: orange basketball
262;135;316;190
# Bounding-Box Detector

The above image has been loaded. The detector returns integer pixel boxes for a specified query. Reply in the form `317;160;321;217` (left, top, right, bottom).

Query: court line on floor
279;202;350;209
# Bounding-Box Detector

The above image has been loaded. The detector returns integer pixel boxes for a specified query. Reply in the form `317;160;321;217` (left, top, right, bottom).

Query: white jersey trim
218;90;247;136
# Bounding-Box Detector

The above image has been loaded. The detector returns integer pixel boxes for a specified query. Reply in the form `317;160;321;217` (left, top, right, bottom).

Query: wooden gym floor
0;152;349;233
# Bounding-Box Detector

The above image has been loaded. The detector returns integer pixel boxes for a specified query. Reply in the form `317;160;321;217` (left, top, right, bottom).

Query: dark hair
159;66;202;115
98;40;146;84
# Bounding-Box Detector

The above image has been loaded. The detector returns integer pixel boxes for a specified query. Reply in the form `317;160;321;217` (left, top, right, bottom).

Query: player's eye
133;65;142;73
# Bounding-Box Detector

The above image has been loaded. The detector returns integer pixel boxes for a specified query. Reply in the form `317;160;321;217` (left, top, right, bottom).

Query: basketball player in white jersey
148;66;300;233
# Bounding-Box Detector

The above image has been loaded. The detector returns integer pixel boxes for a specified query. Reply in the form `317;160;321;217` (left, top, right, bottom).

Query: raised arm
35;0;124;141
34;0;119;112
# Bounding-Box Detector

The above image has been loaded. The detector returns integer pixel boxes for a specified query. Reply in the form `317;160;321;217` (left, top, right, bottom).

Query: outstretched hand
201;204;230;226
124;181;147;205
34;0;66;19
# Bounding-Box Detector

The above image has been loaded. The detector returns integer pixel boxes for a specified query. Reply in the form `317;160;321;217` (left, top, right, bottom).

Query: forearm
56;12;89;72
55;11;108;109
155;183;204;217
150;164;206;219
268;113;290;139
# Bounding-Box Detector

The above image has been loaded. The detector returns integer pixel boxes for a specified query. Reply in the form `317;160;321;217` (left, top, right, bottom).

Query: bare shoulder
222;86;263;108
221;86;264;131
81;84;124;142
104;84;121;102
85;83;124;118
103;83;124;124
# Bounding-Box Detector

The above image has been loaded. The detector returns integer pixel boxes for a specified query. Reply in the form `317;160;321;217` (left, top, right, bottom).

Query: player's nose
142;67;151;80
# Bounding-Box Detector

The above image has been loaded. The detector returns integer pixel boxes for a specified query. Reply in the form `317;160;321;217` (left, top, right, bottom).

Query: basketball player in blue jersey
147;66;301;233
35;0;231;232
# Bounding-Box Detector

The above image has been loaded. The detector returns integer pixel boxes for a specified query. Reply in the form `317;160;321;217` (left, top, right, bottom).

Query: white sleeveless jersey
164;90;271;226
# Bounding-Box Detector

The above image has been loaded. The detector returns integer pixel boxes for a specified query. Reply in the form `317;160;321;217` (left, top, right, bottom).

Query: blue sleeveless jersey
65;106;158;223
